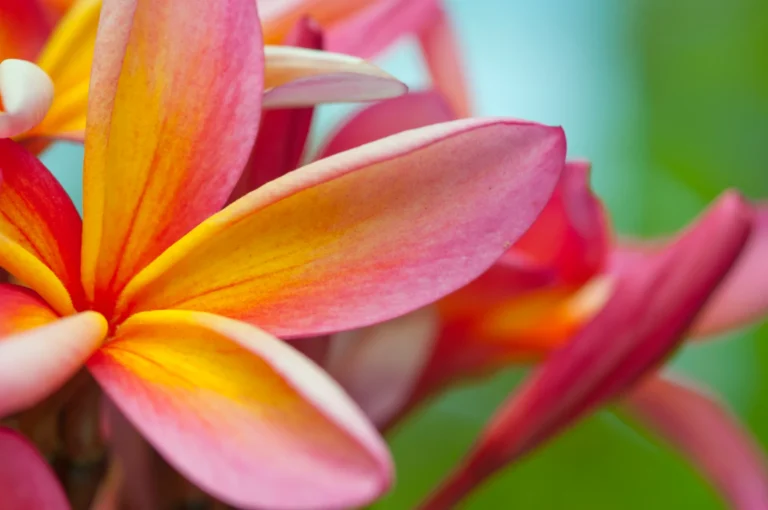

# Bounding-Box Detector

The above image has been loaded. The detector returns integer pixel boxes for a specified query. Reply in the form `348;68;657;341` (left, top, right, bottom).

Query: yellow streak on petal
261;0;377;44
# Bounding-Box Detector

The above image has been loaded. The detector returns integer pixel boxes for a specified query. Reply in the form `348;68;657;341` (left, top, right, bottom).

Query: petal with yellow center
81;0;264;304
88;310;392;510
117;119;565;336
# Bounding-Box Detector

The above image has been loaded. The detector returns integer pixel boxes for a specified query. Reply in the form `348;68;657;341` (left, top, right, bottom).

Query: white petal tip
0;59;54;138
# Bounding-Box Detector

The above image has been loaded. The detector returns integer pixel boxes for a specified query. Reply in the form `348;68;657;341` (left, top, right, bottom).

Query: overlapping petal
0;284;58;337
262;46;407;108
0;427;68;510
81;0;264;304
419;192;753;509
30;0;101;141
115;119;565;336
623;376;768;510
318;90;455;158
0;139;83;313
88;310;391;509
692;203;768;336
0;311;106;417
0;60;54;139
259;0;375;44
0;0;50;62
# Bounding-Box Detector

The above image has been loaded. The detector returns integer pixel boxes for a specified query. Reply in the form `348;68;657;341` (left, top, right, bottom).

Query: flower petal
0;427;68;510
324;307;440;428
512;160;610;286
418;192;754;509
116;119;565;337
229;18;322;202
0;312;106;418
0;283;58;338
260;0;374;44
0;139;83;314
623;375;768;510
317;90;455;158
88;310;392;510
80;0;264;303
692;203;768;336
29;0;101;142
0;0;50;62
0;60;54;138
262;46;407;108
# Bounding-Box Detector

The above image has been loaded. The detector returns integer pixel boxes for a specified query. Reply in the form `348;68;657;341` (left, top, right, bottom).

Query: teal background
42;0;767;508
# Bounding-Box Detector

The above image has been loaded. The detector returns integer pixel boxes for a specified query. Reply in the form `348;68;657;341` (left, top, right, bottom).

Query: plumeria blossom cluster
0;1;766;510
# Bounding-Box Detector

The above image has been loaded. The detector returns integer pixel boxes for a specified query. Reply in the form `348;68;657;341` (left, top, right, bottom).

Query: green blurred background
44;0;767;508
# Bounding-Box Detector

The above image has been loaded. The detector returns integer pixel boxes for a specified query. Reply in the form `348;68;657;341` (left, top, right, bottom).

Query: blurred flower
288;93;766;508
0;0;566;508
259;0;471;116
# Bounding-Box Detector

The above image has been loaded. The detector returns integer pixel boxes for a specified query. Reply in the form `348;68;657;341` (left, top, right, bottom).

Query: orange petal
29;0;101;141
0;139;84;313
80;0;264;304
88;310;392;509
261;0;376;44
115;119;565;336
0;283;58;338
0;0;50;62
0;312;106;417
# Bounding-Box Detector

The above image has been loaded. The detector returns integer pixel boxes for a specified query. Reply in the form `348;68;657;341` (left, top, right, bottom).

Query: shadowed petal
81;0;264;304
0;427;68;510
116;119;565;337
622;376;768;510
0;60;54;138
89;310;392;510
0;312;106;417
262;46;407;108
318;90;455;158
0;139;83;313
418;192;753;509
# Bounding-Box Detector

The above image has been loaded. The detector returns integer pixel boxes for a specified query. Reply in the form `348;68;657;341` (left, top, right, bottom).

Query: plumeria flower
282;93;766;508
259;0;471;116
0;1;566;509
0;0;408;147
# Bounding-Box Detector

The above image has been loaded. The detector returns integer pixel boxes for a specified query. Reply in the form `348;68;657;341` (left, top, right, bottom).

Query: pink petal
623;375;768;510
0;0;50;62
228;18;322;203
323;308;440;428
116;119;565;338
89;310;392;510
0;60;54;138
511;160;610;286
317;90;455;159
692;203;768;336
0;311;107;417
418;192;754;509
0;427;68;510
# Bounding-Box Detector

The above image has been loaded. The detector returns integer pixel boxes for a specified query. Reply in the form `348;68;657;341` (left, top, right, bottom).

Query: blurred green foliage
373;0;768;508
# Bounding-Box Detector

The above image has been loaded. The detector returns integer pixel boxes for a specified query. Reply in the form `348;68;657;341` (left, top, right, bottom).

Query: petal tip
0;59;54;138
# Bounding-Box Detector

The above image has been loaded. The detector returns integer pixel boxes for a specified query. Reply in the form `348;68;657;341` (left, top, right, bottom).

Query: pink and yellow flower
291;92;767;509
0;0;566;508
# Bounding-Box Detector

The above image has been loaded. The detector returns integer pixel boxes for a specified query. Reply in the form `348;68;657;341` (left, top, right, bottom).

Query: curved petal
39;0;76;22
88;310;392;510
512;160;610;286
260;0;375;44
80;0;264;304
692;203;768;336
262;46;407;108
0;139;83;314
0;427;68;510
0;60;54;139
0;0;50;62
116;119;566;337
623;376;768;510
228;18;323;202
0;312;106;418
317;90;455;158
324;307;440;428
29;0;101;141
0;283;58;338
418;192;754;509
